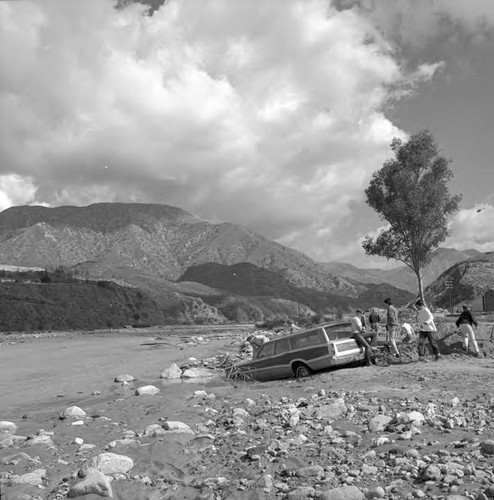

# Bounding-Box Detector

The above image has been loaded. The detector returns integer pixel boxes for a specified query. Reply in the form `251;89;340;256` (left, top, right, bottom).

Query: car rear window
324;322;352;339
274;338;291;355
291;329;325;349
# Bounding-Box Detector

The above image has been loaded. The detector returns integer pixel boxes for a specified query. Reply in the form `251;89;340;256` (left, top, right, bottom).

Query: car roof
262;321;350;345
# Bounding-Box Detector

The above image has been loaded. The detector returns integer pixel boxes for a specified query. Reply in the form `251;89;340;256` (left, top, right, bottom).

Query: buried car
228;321;372;381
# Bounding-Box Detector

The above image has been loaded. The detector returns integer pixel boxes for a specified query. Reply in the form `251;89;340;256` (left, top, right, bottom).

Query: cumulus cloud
447;205;494;252
0;0;451;262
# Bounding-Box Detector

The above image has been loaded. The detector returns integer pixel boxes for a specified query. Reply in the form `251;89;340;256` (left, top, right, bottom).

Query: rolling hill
426;252;494;310
321;248;482;293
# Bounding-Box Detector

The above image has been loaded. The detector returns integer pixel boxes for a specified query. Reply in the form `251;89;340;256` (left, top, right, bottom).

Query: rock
143;424;166;437
296;465;324;477
369;486;386;498
14;469;46;486
408;411;425;425
181;367;214;378
1;452;33;465
368;415;392;432
288;486;316;499
162;421;194;434
480;440;494;455
88;452;134;475
134;385;160;396
114;374;135;382
0;421;17;436
25;434;55;447
160;363;182;379
421;464;442;481
315;398;347;420
60;406;86;419
68;469;113;498
319;485;365;500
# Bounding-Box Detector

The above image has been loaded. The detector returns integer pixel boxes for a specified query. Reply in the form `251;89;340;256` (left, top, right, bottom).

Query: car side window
274;338;291;355
258;342;275;358
291;329;324;349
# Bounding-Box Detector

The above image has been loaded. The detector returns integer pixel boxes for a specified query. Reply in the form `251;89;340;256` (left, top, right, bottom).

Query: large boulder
68;469;112;498
88;452;134;475
0;421;17;436
160;363;182;379
60;406;86;419
135;385;160;396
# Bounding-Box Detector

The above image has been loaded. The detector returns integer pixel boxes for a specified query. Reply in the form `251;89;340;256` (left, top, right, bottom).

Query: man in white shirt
350;309;377;366
415;300;441;361
400;322;416;343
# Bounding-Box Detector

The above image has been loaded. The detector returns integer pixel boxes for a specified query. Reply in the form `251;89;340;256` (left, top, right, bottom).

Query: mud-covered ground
1;323;493;500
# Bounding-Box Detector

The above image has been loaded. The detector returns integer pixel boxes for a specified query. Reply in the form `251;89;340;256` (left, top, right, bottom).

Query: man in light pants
455;305;480;357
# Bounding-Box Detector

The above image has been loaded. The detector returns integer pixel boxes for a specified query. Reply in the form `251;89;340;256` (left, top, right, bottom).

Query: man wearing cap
455;305;480;357
384;298;400;358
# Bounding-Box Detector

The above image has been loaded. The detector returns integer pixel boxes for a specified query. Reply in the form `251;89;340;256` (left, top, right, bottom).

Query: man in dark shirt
368;308;381;334
455;305;480;356
384;297;400;358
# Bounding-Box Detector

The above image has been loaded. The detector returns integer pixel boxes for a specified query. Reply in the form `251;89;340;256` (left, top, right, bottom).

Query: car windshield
257;342;275;358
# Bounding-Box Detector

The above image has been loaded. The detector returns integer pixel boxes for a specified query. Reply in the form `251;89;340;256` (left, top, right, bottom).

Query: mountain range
0;202;491;328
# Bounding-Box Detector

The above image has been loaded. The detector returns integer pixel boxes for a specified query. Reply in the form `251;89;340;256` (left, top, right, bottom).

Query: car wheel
293;363;312;378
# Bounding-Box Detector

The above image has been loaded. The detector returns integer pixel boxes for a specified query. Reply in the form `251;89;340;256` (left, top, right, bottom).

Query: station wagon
229;321;371;381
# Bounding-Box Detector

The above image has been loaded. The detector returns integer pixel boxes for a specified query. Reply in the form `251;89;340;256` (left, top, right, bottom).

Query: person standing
384;298;400;358
350;309;376;366
455;305;480;357
368;308;381;334
415;300;441;361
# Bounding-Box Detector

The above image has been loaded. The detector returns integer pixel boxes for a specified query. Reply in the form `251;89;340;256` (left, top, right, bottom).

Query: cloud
334;0;494;48
0;175;39;212
447;204;494;252
1;0;449;261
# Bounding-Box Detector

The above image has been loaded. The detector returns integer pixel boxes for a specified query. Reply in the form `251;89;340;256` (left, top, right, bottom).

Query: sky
1;0;493;268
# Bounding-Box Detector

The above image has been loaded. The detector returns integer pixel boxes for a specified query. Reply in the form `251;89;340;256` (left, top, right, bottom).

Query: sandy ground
1;324;493;500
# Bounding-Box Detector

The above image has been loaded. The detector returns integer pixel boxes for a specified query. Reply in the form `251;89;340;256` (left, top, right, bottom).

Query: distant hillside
0;269;226;331
0;203;355;295
426;252;494;309
321;248;482;292
179;262;415;313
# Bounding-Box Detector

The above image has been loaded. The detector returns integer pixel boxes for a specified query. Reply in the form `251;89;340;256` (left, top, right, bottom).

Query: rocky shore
1;327;493;500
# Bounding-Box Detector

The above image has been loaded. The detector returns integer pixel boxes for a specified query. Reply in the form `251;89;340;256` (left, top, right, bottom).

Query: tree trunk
415;269;425;305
